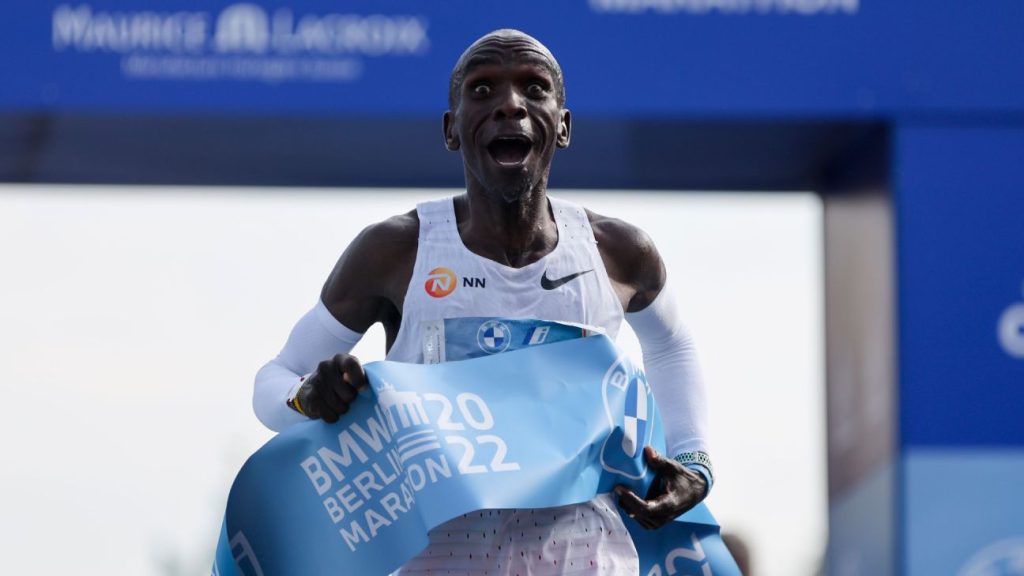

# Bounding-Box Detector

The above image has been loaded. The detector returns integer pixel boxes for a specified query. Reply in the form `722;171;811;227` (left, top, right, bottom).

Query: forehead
459;36;558;78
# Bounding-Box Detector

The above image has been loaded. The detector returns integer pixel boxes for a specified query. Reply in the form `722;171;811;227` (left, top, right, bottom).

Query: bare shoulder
353;209;420;254
585;208;666;312
320;209;419;330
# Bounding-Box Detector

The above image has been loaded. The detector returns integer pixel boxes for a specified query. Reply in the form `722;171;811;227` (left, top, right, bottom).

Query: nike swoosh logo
541;269;594;290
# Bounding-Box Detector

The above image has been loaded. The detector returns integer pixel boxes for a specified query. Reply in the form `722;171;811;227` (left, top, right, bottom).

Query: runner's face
445;36;570;203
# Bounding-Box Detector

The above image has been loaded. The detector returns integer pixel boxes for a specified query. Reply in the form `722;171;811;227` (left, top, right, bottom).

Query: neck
455;185;558;268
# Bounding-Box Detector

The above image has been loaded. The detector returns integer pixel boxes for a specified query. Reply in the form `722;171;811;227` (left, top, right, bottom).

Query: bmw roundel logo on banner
477;320;512;354
601;353;654;480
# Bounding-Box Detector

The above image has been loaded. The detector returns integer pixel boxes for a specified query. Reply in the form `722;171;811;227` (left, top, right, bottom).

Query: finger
640;515;667;530
627;507;659;530
332;378;358;405
309;388;340;423
323;380;354;417
644;446;679;475
626;512;657;529
326;355;360;411
614;485;652;520
312;368;347;416
320;405;340;424
339;354;368;391
329;366;362;399
630;514;658;530
317;359;343;389
645;473;667;500
644;494;680;524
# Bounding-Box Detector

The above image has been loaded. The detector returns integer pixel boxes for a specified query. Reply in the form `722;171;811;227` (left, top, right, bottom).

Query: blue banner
4;1;1022;115
213;335;738;575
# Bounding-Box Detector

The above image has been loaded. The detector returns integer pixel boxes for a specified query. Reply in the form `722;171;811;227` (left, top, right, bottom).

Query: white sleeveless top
391;196;638;575
387;195;623;363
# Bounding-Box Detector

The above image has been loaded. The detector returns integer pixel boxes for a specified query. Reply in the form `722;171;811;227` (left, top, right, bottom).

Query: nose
493;86;527;121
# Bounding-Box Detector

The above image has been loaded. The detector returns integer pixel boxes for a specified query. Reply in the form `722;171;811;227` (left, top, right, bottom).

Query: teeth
488;136;532;165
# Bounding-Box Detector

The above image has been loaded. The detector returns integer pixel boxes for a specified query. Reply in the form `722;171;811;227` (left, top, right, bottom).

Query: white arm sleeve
625;282;711;465
253;300;364;432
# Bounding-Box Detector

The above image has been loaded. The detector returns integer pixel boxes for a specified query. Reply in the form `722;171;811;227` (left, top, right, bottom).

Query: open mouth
487;136;533;166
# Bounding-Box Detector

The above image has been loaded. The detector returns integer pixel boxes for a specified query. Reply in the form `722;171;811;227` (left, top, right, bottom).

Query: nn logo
423;267;485;298
425;267;456;298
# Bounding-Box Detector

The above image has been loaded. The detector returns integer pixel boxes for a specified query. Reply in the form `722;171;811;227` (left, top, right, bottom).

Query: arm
625;284;712;484
590;211;711;529
253;301;364;432
253;212;417;432
617;284;713;529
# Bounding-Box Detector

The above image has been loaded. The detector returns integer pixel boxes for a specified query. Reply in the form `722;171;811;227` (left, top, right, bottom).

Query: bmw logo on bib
477;320;512;354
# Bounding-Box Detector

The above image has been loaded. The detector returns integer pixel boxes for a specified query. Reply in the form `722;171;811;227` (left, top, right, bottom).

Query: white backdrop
0;185;824;575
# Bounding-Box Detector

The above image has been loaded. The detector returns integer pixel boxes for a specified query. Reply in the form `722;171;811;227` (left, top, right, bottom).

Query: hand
615;446;707;530
295;353;367;423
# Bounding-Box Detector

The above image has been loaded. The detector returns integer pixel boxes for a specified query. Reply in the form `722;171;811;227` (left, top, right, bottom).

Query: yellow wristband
290;394;306;416
288;377;308;417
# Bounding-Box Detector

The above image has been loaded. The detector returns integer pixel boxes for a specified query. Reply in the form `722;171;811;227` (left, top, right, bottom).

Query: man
254;29;712;574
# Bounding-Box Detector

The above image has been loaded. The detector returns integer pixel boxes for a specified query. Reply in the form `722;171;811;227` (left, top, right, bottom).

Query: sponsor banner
5;1;1023;114
212;335;738;575
895;126;1024;447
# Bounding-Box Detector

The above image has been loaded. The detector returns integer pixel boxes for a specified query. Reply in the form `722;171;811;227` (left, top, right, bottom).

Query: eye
526;83;547;98
471;83;491;97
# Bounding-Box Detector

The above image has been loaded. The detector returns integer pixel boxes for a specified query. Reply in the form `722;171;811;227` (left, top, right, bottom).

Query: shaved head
448;29;565;109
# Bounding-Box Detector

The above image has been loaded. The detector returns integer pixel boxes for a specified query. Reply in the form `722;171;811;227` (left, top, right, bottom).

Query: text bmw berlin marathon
300;387;519;553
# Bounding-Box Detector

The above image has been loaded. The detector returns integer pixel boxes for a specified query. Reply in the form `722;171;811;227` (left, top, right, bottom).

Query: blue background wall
895;124;1024;574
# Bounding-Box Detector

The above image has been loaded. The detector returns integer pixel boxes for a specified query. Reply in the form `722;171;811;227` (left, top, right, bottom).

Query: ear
443;110;460;151
556;108;572;149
